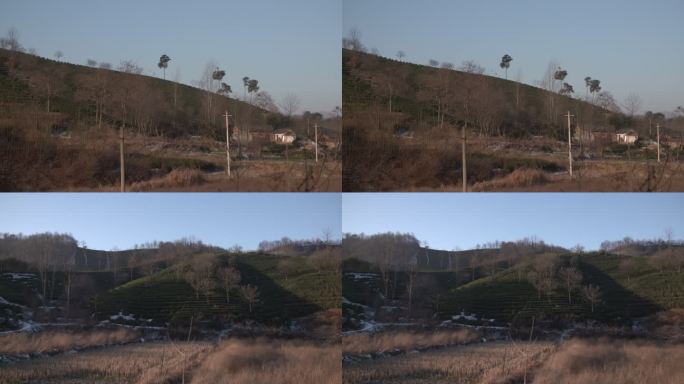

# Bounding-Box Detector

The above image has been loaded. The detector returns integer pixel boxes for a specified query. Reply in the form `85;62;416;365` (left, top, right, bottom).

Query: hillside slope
440;251;683;324
0;48;269;139
96;252;341;326
343;48;607;138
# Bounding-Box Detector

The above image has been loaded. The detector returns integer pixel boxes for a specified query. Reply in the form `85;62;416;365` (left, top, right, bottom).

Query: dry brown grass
533;339;684;384
343;341;554;384
129;168;206;191
0;329;138;355
343;329;479;355
84;159;341;192
0;341;213;384
653;308;684;326
472;168;548;191
190;338;341;384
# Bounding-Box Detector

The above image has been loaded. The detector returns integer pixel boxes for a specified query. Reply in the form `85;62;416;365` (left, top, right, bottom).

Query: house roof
616;129;638;135
273;129;295;135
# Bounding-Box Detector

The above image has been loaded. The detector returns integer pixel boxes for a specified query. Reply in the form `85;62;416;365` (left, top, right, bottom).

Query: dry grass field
343;341;554;384
0;337;341;384
392;136;684;192
192;339;341;384
533;339;684;384
342;337;684;384
1;125;341;192
343;329;478;355
0;329;137;355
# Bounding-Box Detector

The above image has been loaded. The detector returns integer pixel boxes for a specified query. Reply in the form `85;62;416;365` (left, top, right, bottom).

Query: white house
616;130;638;144
272;129;296;144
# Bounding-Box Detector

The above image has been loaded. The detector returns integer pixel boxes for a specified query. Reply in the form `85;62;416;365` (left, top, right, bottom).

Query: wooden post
224;111;232;178
119;125;125;192
568;112;572;177
315;123;318;163
462;124;467;192
657;123;660;163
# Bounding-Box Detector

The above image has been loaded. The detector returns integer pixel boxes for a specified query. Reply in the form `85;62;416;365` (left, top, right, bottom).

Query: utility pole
565;111;574;177
224;111;232;178
462;123;467;192
315;122;318;163
657;122;660;163
119;124;125;192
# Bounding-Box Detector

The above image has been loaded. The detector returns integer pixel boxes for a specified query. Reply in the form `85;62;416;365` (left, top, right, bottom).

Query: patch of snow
0;296;25;309
452;311;478;321
345;272;378;280
0;320;39;335
343;297;371;311
2;273;37;280
110;311;137;321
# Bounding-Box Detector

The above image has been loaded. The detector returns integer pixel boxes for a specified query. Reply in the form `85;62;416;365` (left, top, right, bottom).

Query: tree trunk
462;123;467;192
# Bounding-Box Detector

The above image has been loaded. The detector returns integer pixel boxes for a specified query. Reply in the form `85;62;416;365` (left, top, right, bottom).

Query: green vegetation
440;252;683;324
96;252;340;326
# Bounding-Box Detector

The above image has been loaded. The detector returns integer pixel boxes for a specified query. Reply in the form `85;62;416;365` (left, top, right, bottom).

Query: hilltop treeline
0;233;223;273
342;232;566;272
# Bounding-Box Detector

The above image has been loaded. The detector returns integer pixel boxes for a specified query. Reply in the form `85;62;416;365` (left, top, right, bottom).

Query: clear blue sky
343;193;684;251
344;0;684;114
0;193;341;251
0;0;341;114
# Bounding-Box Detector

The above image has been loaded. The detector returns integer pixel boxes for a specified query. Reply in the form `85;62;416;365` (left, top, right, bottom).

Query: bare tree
185;259;215;299
118;60;143;74
54;50;63;60
619;257;639;284
558;266;582;304
63;250;75;319
280;93;301;117
1;27;23;51
253;91;278;112
406;257;417;316
218;266;241;304
622;93;642;117
343;28;366;52
240;284;259;313
459;60;485;74
582;284;602;312
396;50;406;61
87;59;98;67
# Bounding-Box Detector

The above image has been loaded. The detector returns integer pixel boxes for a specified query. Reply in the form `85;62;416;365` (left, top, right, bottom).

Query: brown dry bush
472;168;548;191
654;308;684;326
190;338;341;384
343;329;478;355
0;329;138;355
533;339;684;384
129;168;206;191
